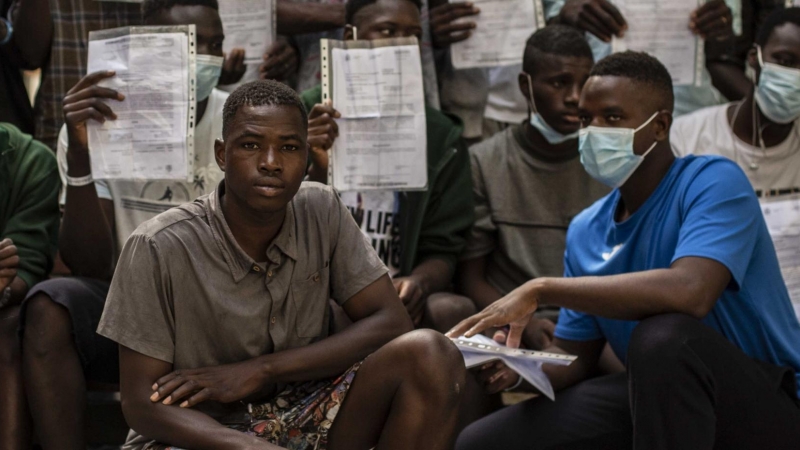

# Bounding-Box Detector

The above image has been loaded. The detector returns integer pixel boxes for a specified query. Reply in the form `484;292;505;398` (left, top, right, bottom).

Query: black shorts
20;277;119;384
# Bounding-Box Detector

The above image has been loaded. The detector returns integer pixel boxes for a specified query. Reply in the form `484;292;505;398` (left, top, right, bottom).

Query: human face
345;0;423;40
520;53;593;135
147;5;225;57
215;105;308;215
578;75;670;156
749;22;800;79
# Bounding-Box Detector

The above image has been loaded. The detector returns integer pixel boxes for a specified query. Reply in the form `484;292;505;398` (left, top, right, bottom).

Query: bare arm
58;71;121;279
150;275;413;408
119;347;280;450
395;258;452;325
276;1;345;35
457;256;502;310
449;256;731;348
3;0;53;69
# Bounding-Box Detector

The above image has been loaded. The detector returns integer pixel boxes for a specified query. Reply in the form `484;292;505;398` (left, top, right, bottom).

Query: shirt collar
206;181;297;283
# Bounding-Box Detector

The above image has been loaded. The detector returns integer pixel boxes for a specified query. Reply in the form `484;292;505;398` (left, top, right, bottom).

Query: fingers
689;0;731;38
180;388;212;408
224;48;246;73
0;268;17;278
160;378;203;405
598;0;627;32
0;240;18;260
446;314;483;338
398;281;413;304
486;368;519;394
66;70;118;96
260;41;298;81
433;22;476;46
431;2;479;47
430;2;479;25
64;98;119;121
587;1;624;38
309;103;340;120
492;328;507;344
506;321;526;349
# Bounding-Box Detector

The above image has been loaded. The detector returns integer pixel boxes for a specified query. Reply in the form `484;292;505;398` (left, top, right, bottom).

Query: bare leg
0;305;32;450
22;294;86;450
420;293;477;333
328;329;466;450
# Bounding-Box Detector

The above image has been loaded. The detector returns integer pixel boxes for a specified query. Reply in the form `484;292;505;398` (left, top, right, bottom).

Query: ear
518;73;530;100
214;138;226;171
654;110;673;141
344;25;355;41
747;47;760;79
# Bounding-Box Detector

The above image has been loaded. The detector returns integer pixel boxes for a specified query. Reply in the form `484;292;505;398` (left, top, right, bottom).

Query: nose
258;147;283;173
565;83;581;105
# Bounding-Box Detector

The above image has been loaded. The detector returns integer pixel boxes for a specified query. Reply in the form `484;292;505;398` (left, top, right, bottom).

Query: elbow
120;395;155;438
678;284;718;320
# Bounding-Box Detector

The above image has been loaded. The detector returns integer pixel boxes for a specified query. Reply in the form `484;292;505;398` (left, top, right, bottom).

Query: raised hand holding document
86;25;196;180
219;0;275;84
321;37;428;191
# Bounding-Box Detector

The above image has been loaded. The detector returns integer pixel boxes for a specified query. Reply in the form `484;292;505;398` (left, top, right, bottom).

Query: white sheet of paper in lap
219;0;274;85
453;334;576;401
325;39;428;191
611;0;703;86
86;27;194;180
449;0;544;69
760;196;800;320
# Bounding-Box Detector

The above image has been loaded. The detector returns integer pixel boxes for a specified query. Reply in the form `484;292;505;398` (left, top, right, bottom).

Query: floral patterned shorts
146;361;362;450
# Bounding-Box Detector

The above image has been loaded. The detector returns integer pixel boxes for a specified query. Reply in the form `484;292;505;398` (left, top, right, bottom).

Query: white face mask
524;73;579;145
195;54;223;102
578;112;660;188
755;46;800;124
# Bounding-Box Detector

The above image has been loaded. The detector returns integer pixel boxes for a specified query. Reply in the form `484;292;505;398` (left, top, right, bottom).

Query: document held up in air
321;37;428;192
219;0;275;85
452;334;577;400
86;25;196;181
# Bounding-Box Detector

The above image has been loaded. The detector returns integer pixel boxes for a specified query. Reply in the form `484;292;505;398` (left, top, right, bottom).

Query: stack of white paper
452;334;576;400
219;0;274;85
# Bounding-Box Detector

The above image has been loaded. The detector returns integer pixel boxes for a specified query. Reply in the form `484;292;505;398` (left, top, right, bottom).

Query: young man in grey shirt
97;80;465;450
458;26;609;391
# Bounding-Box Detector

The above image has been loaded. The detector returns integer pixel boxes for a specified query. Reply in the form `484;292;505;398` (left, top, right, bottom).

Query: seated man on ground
302;0;475;333
450;51;800;450
98;79;465;450
672;7;800;198
0;122;60;450
8;0;231;448
458;25;609;361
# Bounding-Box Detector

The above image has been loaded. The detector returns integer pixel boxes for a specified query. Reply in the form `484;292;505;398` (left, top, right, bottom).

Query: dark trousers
456;314;800;450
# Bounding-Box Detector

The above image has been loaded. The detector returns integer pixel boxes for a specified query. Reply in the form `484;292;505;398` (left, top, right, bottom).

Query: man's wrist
66;143;93;177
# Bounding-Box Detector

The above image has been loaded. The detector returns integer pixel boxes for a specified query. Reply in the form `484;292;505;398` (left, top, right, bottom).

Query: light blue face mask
195;54;223;102
578;112;659;188
755;46;800;125
524;73;579;145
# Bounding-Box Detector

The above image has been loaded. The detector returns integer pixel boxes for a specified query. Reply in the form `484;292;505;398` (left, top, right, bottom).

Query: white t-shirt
671;103;800;197
340;190;402;276
484;64;528;125
57;88;230;256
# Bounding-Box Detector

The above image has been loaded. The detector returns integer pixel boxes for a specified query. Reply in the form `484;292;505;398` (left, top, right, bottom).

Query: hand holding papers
611;0;703;86
449;0;545;69
86;26;196;180
219;0;275;84
760;197;800;320
452;334;576;400
321;37;428;191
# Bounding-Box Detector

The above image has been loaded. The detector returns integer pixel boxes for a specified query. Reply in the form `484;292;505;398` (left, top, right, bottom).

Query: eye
379;27;394;36
242;142;259;150
552;80;564;88
579;115;592;126
607;115;622;122
282;145;299;152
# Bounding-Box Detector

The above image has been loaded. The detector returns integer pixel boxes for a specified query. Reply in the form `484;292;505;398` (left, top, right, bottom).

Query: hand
474;330;520;394
393;276;427;326
429;1;479;48
219;48;247;86
259;39;299;82
689;0;733;41
446;281;540;348
523;317;555;350
63;70;124;153
0;239;19;292
150;359;265;408
558;0;627;43
307;102;340;152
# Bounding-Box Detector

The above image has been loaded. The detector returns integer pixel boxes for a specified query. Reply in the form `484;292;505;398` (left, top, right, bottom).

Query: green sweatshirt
301;85;474;277
0;123;60;288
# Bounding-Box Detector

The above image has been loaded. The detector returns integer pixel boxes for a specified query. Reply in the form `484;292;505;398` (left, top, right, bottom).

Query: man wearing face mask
672;8;800;199
458;25;609;359
5;1;229;448
451;51;800;450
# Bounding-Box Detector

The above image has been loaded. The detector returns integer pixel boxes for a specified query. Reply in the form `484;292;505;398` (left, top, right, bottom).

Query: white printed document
449;0;545;69
219;0;274;84
86;26;196;180
452;334;576;400
322;38;428;191
760;197;800;319
612;0;703;86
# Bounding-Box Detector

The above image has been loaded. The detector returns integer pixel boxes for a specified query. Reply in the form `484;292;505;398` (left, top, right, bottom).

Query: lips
253;178;285;197
562;114;581;124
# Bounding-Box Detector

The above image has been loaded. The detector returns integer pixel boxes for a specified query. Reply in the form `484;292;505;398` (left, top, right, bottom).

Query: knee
392;329;466;395
22;294;73;357
628;313;697;368
425;293;477;332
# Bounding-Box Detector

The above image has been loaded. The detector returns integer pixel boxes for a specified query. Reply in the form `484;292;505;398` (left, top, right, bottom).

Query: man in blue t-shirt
450;51;800;450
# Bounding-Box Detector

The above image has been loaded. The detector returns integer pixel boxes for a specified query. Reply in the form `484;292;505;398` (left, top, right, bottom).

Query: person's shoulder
1;122;57;175
676;155;753;198
469;126;516;165
292;181;339;212
129;195;210;244
568;189;617;237
671;103;729;137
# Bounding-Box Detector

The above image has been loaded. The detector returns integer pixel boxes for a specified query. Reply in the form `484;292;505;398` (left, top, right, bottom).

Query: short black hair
142;0;218;21
345;0;422;25
523;25;594;73
590;51;674;111
222;80;308;138
755;7;800;47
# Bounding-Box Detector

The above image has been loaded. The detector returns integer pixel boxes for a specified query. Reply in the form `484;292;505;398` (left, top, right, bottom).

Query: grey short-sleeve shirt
97;181;387;432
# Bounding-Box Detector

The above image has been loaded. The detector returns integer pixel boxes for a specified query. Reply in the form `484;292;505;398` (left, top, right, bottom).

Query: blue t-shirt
555;155;800;396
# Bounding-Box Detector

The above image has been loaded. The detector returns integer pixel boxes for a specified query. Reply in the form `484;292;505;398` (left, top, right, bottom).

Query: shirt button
313;273;320;282
252;265;261;272
267;270;273;277
271;316;276;324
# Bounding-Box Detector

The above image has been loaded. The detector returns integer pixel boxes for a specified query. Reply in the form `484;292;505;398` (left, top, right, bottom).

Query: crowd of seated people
0;0;799;449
